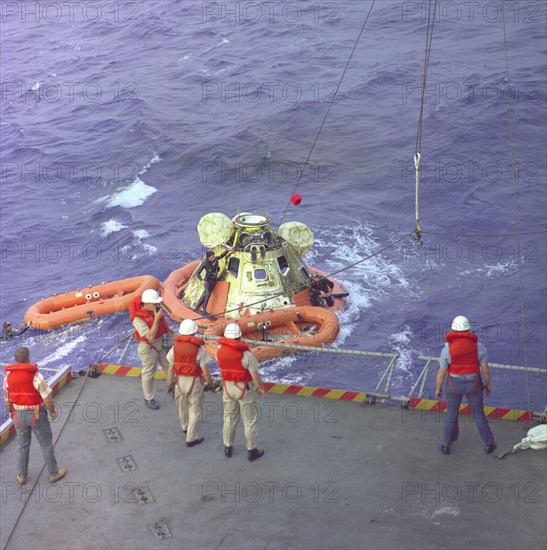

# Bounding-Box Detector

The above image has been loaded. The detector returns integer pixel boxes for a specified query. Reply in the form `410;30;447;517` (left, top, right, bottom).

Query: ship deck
1;373;545;550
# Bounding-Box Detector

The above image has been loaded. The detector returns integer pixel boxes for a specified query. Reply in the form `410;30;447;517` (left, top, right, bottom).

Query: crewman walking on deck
129;289;172;410
167;319;213;447
435;315;496;455
3;347;66;484
217;323;265;461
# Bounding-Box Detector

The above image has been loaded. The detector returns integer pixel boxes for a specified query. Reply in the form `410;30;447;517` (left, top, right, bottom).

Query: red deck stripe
284;385;304;395
517;411;533;422
459;405;471;415
340;391;360;401
312;388;331;398
487;407;510;419
115;366;133;376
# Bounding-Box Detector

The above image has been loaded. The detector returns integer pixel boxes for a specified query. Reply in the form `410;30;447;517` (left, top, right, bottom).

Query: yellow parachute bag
278;222;314;256
197;213;234;247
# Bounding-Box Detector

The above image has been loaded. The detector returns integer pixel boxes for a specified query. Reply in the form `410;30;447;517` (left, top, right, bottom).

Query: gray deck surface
1;373;545;550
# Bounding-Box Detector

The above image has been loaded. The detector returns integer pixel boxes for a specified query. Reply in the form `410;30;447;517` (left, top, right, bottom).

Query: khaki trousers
222;381;258;450
138;342;169;400
175;375;204;443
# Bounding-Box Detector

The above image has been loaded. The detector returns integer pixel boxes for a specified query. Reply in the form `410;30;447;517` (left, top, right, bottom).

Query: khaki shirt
132;318;163;350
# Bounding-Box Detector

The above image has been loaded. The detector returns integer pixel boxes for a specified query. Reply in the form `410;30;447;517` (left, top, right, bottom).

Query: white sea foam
133;229;150;239
138;154;161;175
388;327;414;376
309;225;416;345
142;243;158;254
94;154;161;210
40;334;87;368
100;219;127;237
200;38;229;56
104;177;157;209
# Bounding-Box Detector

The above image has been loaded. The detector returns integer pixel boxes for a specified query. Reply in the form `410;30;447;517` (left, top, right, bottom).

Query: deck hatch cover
134;486;155;505
116;455;138;472
103;427;123;443
149;522;172;541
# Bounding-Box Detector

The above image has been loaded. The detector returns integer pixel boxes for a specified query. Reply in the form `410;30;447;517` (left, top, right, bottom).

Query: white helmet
224;323;242;339
451;315;470;331
141;289;163;304
179;319;197;335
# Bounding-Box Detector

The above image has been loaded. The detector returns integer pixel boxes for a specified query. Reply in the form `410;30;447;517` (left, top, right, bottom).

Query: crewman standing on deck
216;323;265;461
167;319;213;447
195;248;233;316
3;347;66;485
129;289;172;410
435;315;496;455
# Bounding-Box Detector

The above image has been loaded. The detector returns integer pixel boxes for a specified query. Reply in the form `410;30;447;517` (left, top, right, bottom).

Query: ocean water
1;1;545;411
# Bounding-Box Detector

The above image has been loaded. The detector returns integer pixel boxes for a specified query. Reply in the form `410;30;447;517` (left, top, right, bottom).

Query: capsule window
254;269;267;280
300;267;310;279
278;255;289;274
228;257;240;278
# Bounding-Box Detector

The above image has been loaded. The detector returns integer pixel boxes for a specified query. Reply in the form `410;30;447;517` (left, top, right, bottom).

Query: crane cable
279;0;377;227
500;0;533;428
414;0;438;243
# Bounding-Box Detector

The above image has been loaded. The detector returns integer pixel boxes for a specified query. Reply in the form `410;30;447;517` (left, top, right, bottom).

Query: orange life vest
446;331;480;376
217;338;253;384
4;363;42;406
128;295;170;348
173;335;205;377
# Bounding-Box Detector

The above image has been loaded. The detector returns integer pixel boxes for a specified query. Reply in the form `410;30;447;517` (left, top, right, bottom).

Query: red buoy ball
290;193;302;205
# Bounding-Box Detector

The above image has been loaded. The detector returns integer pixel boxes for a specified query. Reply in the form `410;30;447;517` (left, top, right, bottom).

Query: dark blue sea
1;1;546;412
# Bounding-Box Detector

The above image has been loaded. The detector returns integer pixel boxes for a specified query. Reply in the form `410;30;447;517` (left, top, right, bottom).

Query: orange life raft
25;275;161;330
203;306;340;362
161;262;346;321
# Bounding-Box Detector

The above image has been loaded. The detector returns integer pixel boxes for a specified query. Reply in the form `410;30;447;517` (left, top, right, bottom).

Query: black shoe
224;446;233;458
247;448;264;462
186;437;204;448
440;445;450;455
145;399;159;410
182;429;187;434
485;443;497;455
